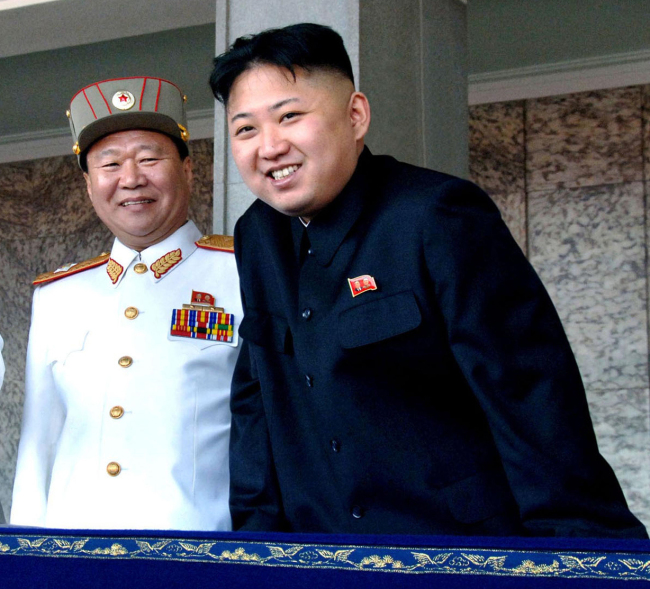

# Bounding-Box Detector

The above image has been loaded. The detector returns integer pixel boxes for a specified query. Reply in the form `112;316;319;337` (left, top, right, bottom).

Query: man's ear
349;91;371;141
83;172;93;203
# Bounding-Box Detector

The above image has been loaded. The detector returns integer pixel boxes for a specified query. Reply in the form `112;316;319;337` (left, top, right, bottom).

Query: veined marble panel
0;379;22;518
587;388;650;530
529;182;647;391
469;101;527;254
188;138;215;236
0;245;34;519
5;220;113;279
526;87;643;192
641;84;650;180
490;191;527;256
469;100;525;196
0;155;90;240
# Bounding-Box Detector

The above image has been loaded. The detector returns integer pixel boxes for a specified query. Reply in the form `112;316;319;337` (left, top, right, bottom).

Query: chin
275;207;308;218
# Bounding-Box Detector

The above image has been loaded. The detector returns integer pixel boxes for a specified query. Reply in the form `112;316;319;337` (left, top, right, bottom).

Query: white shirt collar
107;221;201;287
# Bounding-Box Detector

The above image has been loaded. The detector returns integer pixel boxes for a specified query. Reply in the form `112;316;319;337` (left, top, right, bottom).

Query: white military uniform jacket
11;221;242;530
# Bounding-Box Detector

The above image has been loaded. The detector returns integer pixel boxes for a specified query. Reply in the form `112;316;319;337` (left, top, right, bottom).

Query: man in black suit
210;23;647;538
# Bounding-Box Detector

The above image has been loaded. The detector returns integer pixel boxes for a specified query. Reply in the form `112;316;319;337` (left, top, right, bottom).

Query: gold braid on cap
178;124;190;142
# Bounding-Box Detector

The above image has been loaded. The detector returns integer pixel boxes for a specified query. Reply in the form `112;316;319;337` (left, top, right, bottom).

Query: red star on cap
118;93;129;102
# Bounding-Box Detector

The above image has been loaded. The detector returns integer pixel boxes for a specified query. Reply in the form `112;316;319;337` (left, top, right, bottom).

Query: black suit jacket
231;149;647;538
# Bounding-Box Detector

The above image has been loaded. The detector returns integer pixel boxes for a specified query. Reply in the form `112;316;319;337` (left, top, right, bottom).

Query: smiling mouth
120;199;154;207
269;165;299;180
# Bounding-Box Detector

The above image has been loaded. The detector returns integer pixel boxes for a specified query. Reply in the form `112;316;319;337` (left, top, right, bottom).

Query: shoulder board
195;234;234;253
33;252;110;286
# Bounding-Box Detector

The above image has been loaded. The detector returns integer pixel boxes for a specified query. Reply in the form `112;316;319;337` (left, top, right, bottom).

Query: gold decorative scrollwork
151;249;182;279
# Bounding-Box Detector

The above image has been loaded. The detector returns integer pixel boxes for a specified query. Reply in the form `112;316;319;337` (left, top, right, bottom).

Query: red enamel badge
348;275;377;297
191;290;216;306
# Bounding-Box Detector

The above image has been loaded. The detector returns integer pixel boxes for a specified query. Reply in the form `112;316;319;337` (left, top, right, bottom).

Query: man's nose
258;127;290;159
119;160;146;188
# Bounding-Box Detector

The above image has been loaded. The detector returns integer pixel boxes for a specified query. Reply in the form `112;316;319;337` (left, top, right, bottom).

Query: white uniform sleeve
11;287;65;526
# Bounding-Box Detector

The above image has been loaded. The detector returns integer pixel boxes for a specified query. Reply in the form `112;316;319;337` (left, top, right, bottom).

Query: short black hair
210;23;354;105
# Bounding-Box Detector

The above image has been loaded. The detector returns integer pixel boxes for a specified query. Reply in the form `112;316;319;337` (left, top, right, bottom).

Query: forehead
87;129;176;157
227;64;336;115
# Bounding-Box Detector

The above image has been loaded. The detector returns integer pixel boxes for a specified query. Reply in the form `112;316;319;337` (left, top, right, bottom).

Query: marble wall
0;139;214;517
0;84;648;531
469;85;650;528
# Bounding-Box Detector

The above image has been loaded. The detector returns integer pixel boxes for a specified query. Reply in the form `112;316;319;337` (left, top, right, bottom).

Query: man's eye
281;112;300;122
235;125;254;136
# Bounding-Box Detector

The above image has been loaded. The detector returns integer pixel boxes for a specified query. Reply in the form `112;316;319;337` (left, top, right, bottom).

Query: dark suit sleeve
230;222;287;532
423;178;647;538
229;340;287;531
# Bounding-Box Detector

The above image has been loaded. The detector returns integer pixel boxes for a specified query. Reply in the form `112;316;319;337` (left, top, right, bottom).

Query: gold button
118;356;133;368
124;306;139;320
110;406;124;419
107;462;121;476
134;263;148;274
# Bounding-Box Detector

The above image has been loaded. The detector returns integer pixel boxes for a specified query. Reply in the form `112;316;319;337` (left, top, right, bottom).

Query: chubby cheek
232;146;259;181
231;142;249;165
88;175;117;204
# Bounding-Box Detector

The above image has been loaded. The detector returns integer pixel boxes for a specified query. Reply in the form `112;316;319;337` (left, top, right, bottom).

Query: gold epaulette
33;252;111;286
195;234;234;253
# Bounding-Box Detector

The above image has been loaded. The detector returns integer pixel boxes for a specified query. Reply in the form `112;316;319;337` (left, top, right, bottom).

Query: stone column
213;0;467;234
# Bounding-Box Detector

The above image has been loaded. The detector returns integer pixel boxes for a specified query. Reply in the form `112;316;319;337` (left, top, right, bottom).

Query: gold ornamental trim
0;533;649;582
33;252;110;286
150;249;182;279
196;234;234;253
106;258;124;284
178;123;190;142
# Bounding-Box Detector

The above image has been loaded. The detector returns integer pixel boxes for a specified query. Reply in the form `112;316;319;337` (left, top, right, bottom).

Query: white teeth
121;199;153;207
270;165;299;180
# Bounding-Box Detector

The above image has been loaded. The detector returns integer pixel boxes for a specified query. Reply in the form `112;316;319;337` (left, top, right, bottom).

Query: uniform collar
294;147;372;267
106;220;201;287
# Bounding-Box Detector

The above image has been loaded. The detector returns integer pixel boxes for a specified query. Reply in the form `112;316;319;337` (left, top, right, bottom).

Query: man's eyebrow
270;97;300;111
135;144;165;154
95;148;120;157
95;144;164;157
230;97;301;124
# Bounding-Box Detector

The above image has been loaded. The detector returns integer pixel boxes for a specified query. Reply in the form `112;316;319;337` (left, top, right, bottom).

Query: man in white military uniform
11;77;242;530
